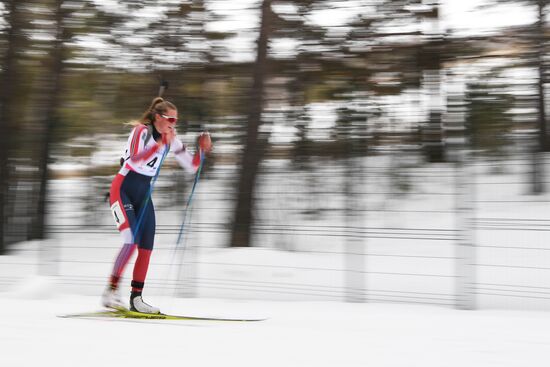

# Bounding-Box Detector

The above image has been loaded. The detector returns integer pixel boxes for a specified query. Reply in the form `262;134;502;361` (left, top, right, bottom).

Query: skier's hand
161;128;176;145
197;131;212;153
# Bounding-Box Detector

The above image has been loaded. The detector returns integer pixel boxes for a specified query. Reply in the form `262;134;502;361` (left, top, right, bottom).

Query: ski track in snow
1;292;550;367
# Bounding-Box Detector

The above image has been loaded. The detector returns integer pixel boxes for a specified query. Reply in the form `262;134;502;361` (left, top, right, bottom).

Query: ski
58;309;266;322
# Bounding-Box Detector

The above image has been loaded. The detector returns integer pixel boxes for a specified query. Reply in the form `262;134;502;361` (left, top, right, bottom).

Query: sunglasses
160;114;178;123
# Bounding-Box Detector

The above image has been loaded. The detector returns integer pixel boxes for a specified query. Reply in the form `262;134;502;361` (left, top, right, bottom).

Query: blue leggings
110;170;156;250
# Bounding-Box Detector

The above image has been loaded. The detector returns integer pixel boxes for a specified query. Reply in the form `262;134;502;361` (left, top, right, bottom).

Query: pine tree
0;1;27;252
230;0;273;247
33;0;67;240
476;0;547;193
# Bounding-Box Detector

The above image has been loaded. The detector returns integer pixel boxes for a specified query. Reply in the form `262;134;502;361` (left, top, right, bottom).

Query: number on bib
110;201;126;228
146;157;158;168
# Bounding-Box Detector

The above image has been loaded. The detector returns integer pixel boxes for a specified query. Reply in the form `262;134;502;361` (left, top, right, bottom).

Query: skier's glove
161;128;176;145
197;131;212;153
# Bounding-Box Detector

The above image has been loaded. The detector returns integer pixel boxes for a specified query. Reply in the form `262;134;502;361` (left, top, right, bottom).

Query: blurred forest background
0;0;547;255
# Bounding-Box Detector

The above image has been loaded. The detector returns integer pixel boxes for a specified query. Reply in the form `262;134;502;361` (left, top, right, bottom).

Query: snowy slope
2;291;550;367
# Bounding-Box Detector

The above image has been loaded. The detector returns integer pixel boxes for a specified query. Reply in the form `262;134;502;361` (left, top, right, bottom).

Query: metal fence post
448;82;476;310
345;127;367;303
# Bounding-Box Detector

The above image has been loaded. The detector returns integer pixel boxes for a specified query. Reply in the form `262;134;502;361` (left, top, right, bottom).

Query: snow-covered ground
2;284;550;367
3;149;550;366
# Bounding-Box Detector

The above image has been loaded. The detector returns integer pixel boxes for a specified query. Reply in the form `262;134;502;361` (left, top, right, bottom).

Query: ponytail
127;97;177;127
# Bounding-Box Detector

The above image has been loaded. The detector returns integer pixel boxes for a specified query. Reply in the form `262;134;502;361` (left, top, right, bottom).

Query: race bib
110;201;126;228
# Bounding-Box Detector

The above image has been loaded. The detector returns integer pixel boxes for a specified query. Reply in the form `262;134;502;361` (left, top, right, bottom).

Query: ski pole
176;149;205;247
169;150;205;297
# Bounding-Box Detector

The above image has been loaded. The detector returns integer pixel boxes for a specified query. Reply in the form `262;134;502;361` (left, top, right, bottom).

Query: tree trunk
537;0;547;152
532;0;547;193
421;1;446;163
32;0;66;239
229;0;272;247
0;1;23;254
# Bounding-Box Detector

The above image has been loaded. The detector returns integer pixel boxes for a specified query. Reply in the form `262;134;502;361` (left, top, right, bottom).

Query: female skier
102;97;212;314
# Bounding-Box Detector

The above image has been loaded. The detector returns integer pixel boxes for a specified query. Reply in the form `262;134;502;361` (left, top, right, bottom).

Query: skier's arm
128;125;162;163
172;132;211;174
172;138;200;174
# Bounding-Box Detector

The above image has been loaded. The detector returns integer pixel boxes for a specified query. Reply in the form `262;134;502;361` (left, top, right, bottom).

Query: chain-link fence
2;149;550;311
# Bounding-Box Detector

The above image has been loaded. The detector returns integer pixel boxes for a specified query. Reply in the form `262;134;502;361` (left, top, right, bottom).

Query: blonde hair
128;97;177;126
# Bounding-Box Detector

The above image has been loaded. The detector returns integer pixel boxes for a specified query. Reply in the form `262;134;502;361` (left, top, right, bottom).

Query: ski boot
130;295;160;314
102;286;126;310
